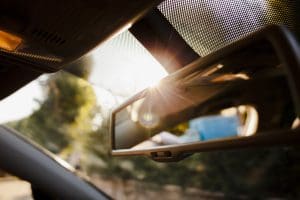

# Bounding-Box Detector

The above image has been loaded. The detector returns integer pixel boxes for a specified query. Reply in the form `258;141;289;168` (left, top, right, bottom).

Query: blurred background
0;0;300;197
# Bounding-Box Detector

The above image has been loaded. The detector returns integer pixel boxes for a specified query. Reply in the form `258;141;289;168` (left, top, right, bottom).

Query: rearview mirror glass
114;97;258;150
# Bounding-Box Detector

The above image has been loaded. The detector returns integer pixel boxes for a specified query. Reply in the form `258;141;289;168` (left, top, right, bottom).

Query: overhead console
0;0;162;72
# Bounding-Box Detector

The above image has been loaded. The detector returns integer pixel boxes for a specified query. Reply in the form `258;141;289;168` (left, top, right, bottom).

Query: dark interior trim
0;125;111;200
130;8;199;73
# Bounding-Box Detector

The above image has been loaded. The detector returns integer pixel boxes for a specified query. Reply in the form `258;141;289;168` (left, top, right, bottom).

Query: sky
0;78;43;123
0;31;167;124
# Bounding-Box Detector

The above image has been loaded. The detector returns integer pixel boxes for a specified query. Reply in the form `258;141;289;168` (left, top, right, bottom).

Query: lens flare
138;112;160;129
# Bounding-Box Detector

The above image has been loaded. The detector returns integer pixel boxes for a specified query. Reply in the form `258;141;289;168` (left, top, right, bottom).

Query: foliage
64;56;93;80
9;56;97;154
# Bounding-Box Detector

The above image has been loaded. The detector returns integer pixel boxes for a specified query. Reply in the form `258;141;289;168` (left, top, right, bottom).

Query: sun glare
89;30;168;98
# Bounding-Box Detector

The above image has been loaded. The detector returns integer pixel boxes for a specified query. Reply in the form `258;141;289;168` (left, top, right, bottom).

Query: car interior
0;0;299;199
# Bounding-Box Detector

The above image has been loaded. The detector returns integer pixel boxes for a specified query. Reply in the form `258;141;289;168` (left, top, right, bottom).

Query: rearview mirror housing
110;25;300;162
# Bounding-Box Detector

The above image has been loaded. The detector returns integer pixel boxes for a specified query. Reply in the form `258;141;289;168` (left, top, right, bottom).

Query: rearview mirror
110;25;300;162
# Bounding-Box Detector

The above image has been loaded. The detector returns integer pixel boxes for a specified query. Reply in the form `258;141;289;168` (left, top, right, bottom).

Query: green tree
9;56;97;155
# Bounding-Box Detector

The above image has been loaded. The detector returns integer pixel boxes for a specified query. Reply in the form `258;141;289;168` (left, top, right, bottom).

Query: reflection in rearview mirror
115;102;258;150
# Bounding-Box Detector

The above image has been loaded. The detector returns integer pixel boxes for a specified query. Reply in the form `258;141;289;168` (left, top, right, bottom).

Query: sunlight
89;30;168;98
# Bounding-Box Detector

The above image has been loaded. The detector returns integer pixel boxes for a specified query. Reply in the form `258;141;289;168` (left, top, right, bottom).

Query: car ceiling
0;0;162;100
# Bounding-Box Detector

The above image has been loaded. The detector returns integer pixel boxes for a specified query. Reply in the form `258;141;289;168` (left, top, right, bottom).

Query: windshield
1;29;299;200
1;1;300;199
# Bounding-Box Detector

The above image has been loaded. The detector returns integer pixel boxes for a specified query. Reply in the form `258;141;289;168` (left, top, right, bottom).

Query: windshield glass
1;5;300;200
